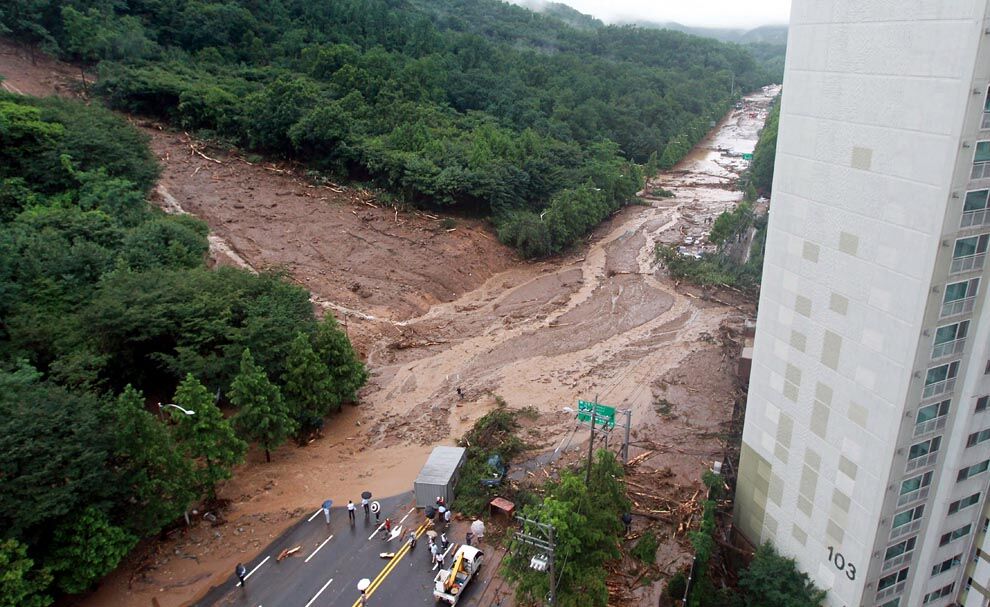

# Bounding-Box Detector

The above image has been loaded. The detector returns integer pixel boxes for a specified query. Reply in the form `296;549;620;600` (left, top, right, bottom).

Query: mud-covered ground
0;40;777;607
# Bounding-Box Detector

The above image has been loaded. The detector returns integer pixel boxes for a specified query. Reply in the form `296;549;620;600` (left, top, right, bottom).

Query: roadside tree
230;349;296;462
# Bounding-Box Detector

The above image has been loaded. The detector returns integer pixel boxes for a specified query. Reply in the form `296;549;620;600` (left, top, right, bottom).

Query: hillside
2;0;774;257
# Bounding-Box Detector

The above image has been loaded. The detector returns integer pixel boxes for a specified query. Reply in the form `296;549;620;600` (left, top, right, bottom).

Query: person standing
382;517;392;540
438;504;447;529
465;531;473;546
362;497;370;518
359;590;368;606
443;508;451;528
348;500;356;524
235;562;247;587
322;499;333;525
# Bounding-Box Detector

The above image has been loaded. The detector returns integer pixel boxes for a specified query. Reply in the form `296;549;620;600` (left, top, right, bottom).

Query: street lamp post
158;402;195;421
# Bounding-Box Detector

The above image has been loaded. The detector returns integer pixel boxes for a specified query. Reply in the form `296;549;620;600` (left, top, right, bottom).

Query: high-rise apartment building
735;3;990;606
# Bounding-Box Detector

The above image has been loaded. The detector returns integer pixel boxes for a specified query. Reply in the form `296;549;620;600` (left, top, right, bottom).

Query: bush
666;571;687;600
631;531;659;563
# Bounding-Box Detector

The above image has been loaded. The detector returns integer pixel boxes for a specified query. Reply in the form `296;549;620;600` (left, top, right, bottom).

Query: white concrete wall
739;2;988;606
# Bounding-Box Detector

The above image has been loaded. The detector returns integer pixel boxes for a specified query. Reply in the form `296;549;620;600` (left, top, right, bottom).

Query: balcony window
883;537;916;570
950;234;989;274
941;278;980;318
923;582;955;604
958;459;990;482
963;190;990;228
939;524;971;546
908;437;941;461
923;362;958;399
932;321;968;360
892;504;925;529
948;492;980;515
974;141;990;179
880;600;900;607
984;86;990;128
967;428;990;448
978;395;989;413
878;567;909;591
914;401;949;437
898;471;932;507
931;554;962;576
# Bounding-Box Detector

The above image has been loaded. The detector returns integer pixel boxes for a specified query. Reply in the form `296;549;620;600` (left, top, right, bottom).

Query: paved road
194;495;504;607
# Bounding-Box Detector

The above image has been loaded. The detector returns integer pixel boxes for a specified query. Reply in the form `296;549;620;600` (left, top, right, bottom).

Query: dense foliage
455;403;528;515
0;93;366;602
2;0;775;256
749;99;780;195
502;450;630;607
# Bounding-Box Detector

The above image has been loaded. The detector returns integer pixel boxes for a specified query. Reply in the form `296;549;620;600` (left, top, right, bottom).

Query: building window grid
967;428;990;447
930;554;962;577
882;537;917;571
876;567;910;601
977;395;989;413
922;582;955;604
923;363;958;400
905;436;942;472
963;189;990;228
914;401;950;438
948;492;981;515
958;460;990;482
931;320;969;360
898;472;933;507
940;278;980;318
939;523;972;547
973;141;990;179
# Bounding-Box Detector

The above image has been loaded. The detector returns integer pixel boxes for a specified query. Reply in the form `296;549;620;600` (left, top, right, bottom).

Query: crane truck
433;545;484;605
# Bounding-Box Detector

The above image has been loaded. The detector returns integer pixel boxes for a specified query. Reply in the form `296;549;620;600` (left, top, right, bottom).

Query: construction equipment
433;545;484;605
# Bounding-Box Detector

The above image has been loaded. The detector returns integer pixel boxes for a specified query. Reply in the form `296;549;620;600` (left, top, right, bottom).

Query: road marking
368;521;386;541
398;507;415;525
351;523;429;607
433;543;457;571
303;578;333;607
307;508;324;522
304;535;334;563
235;555;270;587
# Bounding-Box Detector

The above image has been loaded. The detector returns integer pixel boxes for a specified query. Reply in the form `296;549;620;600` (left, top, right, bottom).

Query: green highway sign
576;400;616;429
742;153;753;160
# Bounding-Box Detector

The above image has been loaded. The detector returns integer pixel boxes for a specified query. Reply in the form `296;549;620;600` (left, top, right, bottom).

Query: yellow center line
351;522;431;607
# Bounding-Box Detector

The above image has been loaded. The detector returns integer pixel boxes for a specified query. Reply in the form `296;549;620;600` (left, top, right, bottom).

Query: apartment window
941;278;980;317
978;395;989;412
976;142;990;179
900;472;933;495
984;85;990;128
948;492;981;515
964;190;990;228
923;363;958;399
878;567;909;591
931;554;962;576
967;428;990;447
958;460;990;482
908;437;941;461
884;537;917;561
923;582;955;604
879;600;900;607
893;505;925;529
932;321;968;359
915;401;949;436
951;234;990;273
939;524;972;546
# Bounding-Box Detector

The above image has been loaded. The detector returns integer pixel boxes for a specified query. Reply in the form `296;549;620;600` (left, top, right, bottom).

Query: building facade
735;2;990;606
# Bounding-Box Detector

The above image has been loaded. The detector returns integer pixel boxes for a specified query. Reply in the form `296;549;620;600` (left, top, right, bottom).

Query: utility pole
620;409;632;464
514;516;557;605
585;409;596;484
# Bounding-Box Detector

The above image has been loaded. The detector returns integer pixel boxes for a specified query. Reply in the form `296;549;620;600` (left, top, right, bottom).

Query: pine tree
313;316;367;409
173;373;246;498
230;349;296;463
111;385;196;536
283;332;336;418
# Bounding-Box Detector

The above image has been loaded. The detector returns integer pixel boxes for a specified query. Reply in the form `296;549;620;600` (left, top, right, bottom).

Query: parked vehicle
433;545;484;605
479;454;507;488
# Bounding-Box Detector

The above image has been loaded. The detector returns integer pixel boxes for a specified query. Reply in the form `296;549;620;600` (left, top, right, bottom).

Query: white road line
305;535;334;563
303;578;333;607
235;556;270;587
398;507;415;524
368;522;386;540
307;508;324;522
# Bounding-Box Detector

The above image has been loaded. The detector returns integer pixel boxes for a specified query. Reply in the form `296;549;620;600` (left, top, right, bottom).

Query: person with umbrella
322;499;333;525
361;491;372;518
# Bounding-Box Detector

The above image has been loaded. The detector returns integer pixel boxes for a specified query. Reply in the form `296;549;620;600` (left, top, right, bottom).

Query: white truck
433;545;484;605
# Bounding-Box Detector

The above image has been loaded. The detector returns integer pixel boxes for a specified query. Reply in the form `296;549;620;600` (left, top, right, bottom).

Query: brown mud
0;40;778;607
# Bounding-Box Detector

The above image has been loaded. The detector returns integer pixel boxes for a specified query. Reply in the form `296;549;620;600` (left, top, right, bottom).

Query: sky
514;0;792;29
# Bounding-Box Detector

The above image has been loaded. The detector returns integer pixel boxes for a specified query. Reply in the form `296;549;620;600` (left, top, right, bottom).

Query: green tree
110;385;197;536
749;100;779;195
282;331;336;418
503;450;629;607
738;543;827;607
230;349;296;462
0;539;52;607
45;506;136;594
313;316;367;408
173;373;246;498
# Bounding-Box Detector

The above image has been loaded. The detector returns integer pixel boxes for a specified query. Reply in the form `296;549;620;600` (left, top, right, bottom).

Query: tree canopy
2;0;776;256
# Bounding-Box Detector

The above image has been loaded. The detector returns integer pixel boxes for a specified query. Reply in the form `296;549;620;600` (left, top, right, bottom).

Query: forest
0;92;366;606
2;0;777;256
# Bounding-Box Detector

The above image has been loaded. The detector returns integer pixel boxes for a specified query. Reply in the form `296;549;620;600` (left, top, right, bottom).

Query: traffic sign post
576;400;615;429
